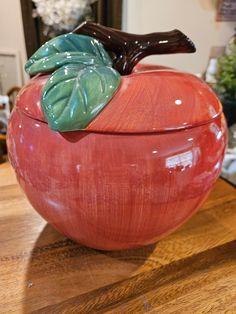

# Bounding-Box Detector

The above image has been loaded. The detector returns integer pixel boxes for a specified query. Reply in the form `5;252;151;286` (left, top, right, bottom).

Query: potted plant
215;35;236;126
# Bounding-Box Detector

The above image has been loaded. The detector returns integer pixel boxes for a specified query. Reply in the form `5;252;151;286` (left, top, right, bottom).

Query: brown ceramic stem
73;22;196;75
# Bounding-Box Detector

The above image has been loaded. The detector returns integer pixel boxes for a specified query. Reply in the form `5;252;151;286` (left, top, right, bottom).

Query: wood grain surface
0;162;236;313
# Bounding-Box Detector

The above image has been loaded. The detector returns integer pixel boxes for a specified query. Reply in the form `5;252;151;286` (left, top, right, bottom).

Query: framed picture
0;49;23;95
216;0;236;21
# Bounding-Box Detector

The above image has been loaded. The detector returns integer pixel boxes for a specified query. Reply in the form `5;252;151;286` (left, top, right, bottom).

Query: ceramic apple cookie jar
7;22;227;250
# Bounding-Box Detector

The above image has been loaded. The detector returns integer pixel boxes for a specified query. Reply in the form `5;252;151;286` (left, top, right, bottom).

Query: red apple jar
7;23;227;250
7;64;227;250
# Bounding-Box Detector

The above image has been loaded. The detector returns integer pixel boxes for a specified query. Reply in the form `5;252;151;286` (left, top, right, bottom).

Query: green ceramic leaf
25;33;112;75
25;52;105;75
42;64;120;131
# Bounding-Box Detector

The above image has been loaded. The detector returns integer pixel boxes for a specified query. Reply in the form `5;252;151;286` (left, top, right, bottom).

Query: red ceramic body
7;66;227;250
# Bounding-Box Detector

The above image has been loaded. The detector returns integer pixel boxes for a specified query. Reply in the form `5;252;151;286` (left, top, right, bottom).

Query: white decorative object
32;0;97;36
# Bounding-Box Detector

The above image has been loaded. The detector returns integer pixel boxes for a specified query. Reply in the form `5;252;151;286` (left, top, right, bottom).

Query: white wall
122;0;235;74
0;0;27;86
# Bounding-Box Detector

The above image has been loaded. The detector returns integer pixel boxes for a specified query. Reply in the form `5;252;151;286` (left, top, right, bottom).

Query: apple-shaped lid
16;22;222;134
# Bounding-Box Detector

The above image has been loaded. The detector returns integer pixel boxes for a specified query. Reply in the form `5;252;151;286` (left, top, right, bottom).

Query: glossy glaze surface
7;107;227;250
17;68;222;133
74;22;196;75
24;33;121;132
2;162;236;313
23;22;196;133
25;33;113;75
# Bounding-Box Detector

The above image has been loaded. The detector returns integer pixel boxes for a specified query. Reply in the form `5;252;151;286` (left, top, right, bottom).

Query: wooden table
0;162;236;313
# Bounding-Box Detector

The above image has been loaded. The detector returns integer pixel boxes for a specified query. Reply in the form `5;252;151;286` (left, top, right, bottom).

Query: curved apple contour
7;65;227;250
7;21;226;250
17;65;222;134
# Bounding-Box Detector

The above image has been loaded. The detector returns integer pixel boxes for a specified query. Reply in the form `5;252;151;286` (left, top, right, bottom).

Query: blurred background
0;0;235;183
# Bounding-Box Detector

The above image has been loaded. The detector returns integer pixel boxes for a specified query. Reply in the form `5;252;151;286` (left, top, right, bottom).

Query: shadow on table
23;223;157;313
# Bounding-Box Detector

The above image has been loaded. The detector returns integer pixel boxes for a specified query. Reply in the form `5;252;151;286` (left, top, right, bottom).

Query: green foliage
215;45;236;102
